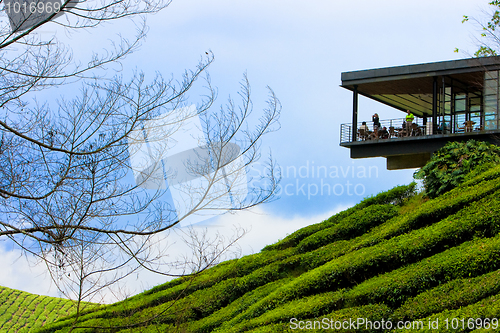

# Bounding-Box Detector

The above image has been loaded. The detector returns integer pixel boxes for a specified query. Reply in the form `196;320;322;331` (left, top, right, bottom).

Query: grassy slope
19;164;500;332
0;285;94;332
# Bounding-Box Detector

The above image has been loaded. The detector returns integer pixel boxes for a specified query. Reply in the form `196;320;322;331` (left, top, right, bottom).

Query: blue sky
136;0;481;216
0;0;489;300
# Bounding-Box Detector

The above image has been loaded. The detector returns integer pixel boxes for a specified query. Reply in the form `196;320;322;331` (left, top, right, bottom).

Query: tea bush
394;270;500;321
0;286;87;333
263;183;416;251
414;140;500;198
30;162;500;333
296;204;398;253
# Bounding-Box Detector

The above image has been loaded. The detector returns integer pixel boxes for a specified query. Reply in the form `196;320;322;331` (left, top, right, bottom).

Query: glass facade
434;75;486;133
484;71;500;130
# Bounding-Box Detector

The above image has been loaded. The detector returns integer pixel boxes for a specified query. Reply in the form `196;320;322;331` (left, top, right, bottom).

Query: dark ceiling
341;57;500;117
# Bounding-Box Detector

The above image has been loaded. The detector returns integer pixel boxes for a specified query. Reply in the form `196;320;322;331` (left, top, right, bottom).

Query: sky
0;0;490;301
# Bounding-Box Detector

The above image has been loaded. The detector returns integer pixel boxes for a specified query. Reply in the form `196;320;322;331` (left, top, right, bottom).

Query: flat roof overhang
341;56;500;117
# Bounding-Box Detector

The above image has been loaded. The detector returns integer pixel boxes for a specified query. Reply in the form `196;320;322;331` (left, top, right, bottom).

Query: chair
437;123;447;134
464;120;475;132
411;123;421;136
389;126;396;138
358;128;368;141
378;128;389;139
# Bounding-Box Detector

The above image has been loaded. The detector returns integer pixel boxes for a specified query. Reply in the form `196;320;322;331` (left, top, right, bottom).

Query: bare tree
0;0;281;324
459;1;500;57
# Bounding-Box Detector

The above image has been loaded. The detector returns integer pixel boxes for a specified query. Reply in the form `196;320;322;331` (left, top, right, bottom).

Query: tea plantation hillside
28;162;500;332
0;285;96;332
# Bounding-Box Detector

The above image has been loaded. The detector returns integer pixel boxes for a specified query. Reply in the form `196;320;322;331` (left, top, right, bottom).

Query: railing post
352;85;358;142
432;76;438;135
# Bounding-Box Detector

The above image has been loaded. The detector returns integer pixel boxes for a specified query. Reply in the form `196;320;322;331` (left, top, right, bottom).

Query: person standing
405;110;414;136
372;113;381;138
372;113;381;130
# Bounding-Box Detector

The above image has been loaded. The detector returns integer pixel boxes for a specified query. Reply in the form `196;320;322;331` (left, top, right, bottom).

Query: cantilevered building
340;56;500;169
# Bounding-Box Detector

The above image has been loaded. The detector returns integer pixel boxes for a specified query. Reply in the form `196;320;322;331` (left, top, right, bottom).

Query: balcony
339;56;500;170
340;117;429;143
340;116;497;144
340;116;500;170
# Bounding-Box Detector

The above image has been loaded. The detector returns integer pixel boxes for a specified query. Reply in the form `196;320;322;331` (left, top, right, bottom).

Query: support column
450;81;454;135
352;85;358;142
466;91;470;121
480;89;484;129
432;77;438;134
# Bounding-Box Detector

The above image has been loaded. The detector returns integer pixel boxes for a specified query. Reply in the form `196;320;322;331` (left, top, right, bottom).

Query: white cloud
0;205;348;303
207;205;350;255
0;246;58;298
98;205;351;302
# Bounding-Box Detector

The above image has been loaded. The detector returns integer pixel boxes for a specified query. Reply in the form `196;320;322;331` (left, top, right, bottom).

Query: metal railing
340;117;427;144
341;116;500;144
341;114;500;144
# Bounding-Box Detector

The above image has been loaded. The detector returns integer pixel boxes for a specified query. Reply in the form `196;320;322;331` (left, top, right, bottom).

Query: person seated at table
368;131;378;140
398;120;406;137
378;126;389;139
463;120;475;132
437;121;447;134
359;121;369;131
358;121;369;140
411;123;422;136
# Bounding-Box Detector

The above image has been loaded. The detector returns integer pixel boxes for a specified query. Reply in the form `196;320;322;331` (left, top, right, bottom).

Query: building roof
341;56;500;117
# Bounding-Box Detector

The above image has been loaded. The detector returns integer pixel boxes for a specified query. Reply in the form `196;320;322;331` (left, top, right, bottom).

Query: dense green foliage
0;285;96;332
263;182;417;252
8;158;500;332
414;140;500;198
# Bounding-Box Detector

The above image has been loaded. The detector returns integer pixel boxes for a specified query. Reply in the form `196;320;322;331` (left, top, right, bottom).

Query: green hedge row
298;239;352;271
227;296;391;333
144;247;290;296
262;183;417;251
292;177;500;273
217;235;500;332
32;169;500;333
188;278;292;333
261;210;355;252
0;286;82;333
394;291;500;332
345;237;500;309
297;204;398;253
462;163;500;187
267;172;499;257
37;253;304;332
352;175;500;250
39;248;295;332
213;194;500;330
393;270;500;321
98;187;500;332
